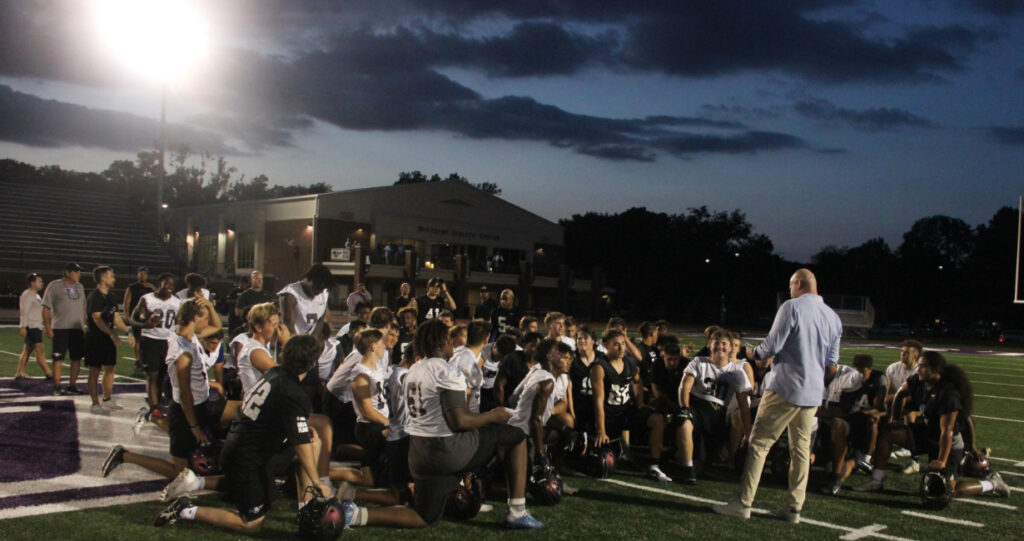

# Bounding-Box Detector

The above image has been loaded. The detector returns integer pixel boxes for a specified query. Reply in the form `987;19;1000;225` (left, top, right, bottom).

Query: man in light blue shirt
713;269;841;524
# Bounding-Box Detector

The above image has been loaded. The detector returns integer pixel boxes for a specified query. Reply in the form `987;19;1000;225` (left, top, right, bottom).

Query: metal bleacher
0;179;181;276
776;292;875;338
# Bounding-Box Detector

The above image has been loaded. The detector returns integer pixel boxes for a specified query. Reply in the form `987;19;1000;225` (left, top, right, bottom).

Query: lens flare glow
95;0;209;84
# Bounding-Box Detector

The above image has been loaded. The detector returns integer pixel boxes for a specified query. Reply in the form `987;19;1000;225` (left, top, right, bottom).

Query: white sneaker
90;403;104;414
711;499;750;519
902;461;920;475
893;448;912;458
479;503;494;513
162;468;199;502
101;399;123;411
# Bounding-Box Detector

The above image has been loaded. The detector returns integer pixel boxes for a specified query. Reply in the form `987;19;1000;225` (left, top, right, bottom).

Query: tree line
560;206;1024;331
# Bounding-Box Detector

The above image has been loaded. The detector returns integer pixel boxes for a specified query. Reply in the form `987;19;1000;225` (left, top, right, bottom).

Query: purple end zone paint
0;400;80;482
0;479;167;510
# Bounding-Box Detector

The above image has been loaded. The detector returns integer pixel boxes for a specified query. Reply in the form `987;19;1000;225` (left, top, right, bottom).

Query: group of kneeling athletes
94;264;1011;538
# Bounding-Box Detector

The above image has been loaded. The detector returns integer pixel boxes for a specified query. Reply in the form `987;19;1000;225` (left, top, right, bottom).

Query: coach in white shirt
714;268;842;524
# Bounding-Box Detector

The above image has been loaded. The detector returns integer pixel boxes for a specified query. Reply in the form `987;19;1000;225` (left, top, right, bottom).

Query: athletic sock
870;468;886;482
352;507;369;527
684;461;694;468
180;506;198;521
979;480;995;493
508;497;527;518
319;476;332;486
192;476;206;492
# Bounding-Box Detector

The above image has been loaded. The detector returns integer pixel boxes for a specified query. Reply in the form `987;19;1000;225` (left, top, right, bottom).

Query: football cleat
154;496;193;527
680;466;697;485
647;464;672;483
821;474;842;495
902;461;920;475
987;471;1010;498
162;468;199;502
504;511;544;529
65;385;84;395
101;445;125;477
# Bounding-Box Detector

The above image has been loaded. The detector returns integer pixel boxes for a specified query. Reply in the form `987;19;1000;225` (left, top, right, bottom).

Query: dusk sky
1;0;1023;261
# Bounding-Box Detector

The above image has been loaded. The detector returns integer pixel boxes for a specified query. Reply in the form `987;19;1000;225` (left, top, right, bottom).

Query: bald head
789;268;818;298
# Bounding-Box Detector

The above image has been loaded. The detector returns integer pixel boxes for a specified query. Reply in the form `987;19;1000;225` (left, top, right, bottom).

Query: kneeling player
854;351;1009;500
506;339;574;481
405;320;543;529
676;330;751;484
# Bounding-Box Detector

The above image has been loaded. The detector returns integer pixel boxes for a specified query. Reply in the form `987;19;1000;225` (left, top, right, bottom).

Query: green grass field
0;329;1021;540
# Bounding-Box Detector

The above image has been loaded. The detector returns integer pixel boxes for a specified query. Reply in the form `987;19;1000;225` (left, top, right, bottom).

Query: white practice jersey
327;349;362;403
175;288;210;301
507;366;568;434
236;335;273;398
448;346;483;413
480;344;500;390
352;363;390;423
404;356;468;438
885;361;916;394
682;356;752;407
560;335;577;351
318;338;341;381
824;364;863;406
386;366;410;441
278;282;328;335
139;293;181;341
166;333;210;405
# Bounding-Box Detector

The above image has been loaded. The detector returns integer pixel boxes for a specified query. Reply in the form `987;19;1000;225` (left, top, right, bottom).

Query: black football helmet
961;452;991;478
584;447;617;479
445;474;485;520
189;440;222;476
297;488;345;541
920;471;953;510
529;463;563;506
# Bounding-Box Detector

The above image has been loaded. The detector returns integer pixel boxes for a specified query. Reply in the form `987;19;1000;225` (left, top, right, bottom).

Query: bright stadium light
95;0;209;85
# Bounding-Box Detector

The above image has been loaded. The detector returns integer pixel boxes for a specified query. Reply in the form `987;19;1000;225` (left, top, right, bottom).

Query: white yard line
953;498;1017;510
965;371;1024;377
973;415;1024;424
1000;471;1024;477
900;511;983;528
0;491;164;520
972;381;1024;387
975;394;1024;401
601;478;914;541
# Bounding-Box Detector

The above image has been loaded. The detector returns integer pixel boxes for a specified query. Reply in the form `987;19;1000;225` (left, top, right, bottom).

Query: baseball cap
65;262;82;272
137;266;150;273
480;286;489;292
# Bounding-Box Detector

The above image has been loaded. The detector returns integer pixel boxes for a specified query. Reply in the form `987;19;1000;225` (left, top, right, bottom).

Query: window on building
198;234;217;274
237;233;255;269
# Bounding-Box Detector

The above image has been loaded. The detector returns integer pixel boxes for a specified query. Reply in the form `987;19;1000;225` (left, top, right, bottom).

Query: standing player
123;267;155;369
279;263;333;337
234;271;276;336
474;286;499;322
676;330;752;484
85;266;136;412
403;320;542;529
175;273;211;301
490;289;523;337
16;273;52;380
42;262;87;396
414;278;456;324
131;273;181;417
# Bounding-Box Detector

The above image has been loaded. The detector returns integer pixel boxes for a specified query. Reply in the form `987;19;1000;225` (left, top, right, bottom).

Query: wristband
190;425;200;430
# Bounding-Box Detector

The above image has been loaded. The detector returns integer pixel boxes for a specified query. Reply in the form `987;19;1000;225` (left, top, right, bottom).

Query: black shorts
411;424;525;527
167;400;226;459
355;422;387;469
689;399;728;438
131;326;142;341
139;337;169;373
903;423;964;479
221;461;274;522
84;334;118;367
386;437;412;488
846;412;875;451
605;406;652;439
324;397;357;446
24;328;43;346
51;329;84;361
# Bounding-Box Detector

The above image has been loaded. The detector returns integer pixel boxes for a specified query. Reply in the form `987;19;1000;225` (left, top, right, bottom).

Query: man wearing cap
123;267;155;370
474;286;499;323
42;263;88;395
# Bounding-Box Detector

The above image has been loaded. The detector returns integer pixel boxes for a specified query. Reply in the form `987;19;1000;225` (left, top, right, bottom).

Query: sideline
899;511;983;528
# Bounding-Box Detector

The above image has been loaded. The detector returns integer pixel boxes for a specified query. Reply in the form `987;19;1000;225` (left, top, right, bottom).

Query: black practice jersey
919;380;964;447
497;350;530;406
651;358;685;409
635;342;660;396
126;282;154;314
225;367;313;469
416;295;446;323
570;352;605;428
86;289;118;338
593;356;638;418
490;307;523;336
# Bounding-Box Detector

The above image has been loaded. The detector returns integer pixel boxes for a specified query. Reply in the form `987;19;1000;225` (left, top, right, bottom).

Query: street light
94;0;209;231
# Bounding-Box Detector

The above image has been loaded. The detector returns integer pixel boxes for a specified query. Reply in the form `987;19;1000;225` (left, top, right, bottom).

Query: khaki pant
738;390;817;511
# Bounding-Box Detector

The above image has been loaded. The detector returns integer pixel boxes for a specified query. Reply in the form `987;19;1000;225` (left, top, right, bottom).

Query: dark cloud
699;104;785;122
656;131;805;157
990;126;1024;146
0;85;231;153
959;0;1024;17
793;98;935;131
